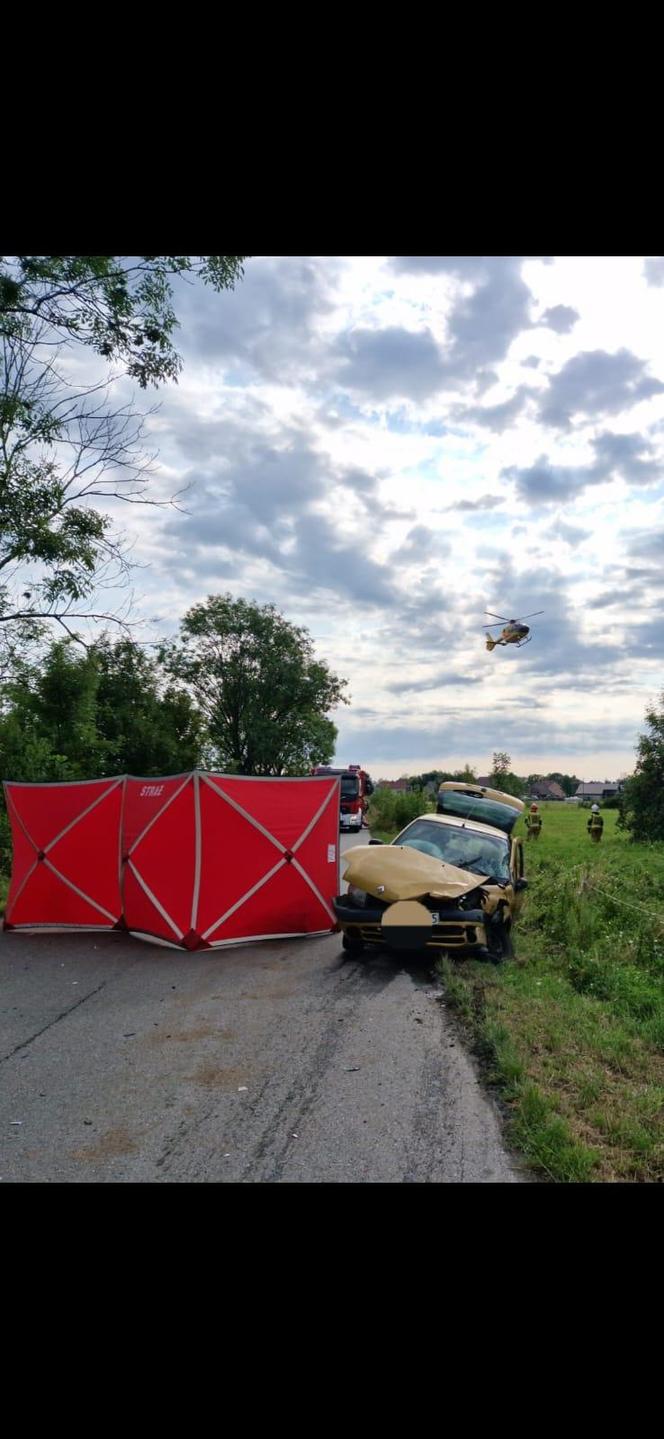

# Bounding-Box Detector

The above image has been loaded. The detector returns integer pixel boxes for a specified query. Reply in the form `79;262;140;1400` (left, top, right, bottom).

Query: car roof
399;813;508;842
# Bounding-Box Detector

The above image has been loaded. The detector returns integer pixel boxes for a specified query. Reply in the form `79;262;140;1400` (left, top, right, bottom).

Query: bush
620;695;664;842
366;787;432;836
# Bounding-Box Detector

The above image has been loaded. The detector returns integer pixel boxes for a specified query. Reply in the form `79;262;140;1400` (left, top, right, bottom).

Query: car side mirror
369;838;384;845
514;877;528;892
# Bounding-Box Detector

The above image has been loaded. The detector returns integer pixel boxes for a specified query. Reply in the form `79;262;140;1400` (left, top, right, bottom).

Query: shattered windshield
394;818;510;880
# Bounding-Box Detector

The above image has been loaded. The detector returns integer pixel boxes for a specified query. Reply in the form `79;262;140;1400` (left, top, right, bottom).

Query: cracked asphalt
0;833;523;1183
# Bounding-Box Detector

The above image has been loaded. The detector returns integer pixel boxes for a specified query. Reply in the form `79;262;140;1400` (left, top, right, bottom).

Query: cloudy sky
111;256;664;780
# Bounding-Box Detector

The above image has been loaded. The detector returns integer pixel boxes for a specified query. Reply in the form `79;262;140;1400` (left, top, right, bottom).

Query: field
366;795;664;1182
442;804;664;1182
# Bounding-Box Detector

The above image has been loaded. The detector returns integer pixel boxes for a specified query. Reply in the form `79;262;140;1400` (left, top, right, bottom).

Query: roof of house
575;781;619;796
531;780;566;800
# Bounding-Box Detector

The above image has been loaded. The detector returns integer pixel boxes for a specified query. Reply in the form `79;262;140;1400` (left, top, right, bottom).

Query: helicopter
484;610;544;651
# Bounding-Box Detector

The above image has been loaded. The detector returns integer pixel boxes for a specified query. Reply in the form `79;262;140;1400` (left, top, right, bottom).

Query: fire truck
311;764;374;832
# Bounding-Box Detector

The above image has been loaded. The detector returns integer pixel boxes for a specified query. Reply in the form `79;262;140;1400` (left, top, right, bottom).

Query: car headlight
347;884;368;908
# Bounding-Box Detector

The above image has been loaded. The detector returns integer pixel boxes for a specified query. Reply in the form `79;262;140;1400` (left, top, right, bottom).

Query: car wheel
488;917;514;964
342;933;365;957
500;924;515;960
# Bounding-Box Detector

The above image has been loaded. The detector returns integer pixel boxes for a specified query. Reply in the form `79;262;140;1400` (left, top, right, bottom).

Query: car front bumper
340;812;363;829
333;897;490;956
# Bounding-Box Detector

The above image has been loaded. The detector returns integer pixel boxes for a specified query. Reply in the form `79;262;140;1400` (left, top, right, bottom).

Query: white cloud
85;256;664;778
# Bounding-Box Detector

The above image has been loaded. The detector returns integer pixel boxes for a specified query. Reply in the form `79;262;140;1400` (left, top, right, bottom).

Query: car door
510;836;527;916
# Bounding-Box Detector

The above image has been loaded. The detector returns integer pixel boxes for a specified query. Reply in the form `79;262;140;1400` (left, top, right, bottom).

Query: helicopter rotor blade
484;610;509;621
514;611;544;621
483;622;504;629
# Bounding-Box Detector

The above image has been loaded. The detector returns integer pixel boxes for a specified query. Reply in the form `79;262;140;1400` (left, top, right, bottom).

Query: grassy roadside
365;799;664;1182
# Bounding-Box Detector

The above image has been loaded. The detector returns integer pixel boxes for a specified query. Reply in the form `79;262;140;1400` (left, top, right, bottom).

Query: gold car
333;783;527;963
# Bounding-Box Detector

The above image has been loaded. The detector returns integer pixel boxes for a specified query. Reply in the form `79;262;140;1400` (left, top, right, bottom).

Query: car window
395;818;510;879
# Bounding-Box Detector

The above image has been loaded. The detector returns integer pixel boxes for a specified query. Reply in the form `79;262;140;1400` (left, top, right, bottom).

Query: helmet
591;803;600;812
530;803;538;812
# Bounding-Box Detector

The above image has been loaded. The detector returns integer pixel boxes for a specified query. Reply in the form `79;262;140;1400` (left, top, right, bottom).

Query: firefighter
525;803;542;840
587;803;604;842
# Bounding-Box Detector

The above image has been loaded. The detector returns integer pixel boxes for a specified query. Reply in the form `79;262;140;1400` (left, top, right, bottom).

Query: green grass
366;801;664;1182
440;805;664;1182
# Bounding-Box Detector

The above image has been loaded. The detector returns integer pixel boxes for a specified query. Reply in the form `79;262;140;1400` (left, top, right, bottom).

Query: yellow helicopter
485;610;544;651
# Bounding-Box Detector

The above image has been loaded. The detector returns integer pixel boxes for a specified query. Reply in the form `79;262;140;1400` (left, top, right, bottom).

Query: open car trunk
436;782;524;835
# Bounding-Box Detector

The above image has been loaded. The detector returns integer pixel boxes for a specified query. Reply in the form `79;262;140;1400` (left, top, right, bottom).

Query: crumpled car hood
342;844;489;902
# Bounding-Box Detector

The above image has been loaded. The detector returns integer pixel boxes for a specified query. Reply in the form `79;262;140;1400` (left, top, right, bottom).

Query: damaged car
334;782;527;963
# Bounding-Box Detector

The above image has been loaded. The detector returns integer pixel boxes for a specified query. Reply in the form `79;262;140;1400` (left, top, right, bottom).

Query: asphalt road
0;830;522;1183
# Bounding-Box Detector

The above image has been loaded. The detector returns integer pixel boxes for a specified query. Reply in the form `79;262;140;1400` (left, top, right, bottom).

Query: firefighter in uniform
525;802;542;840
587;803;604;842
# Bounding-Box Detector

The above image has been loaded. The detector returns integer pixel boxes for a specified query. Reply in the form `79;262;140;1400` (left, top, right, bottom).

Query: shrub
620;694;664;842
366;787;432;836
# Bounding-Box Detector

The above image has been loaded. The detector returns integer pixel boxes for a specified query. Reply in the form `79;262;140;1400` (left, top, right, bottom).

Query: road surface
0;831;522;1182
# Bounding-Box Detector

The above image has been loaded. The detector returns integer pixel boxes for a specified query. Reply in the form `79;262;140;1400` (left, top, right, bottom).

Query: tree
0;640;103;780
0;636;206;783
0;633;208;886
0;708;76;875
618;694;664;841
546;771;580;798
408;765;478;790
526;772;580;797
1;324;157;648
0;257;247;388
490;751;512;779
489;751;526;799
161;595;349;775
1;257;247;650
92;638;205;776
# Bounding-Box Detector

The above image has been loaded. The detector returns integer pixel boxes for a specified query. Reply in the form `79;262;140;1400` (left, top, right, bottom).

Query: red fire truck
311;764;374;832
